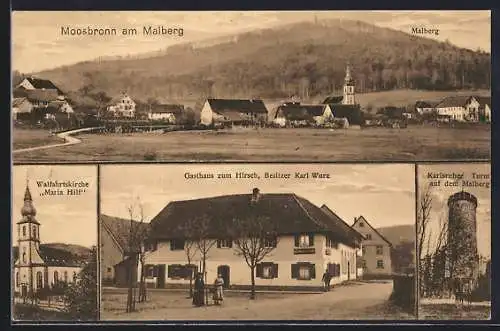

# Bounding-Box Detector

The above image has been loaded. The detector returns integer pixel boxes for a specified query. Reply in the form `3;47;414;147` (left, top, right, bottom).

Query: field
13;128;66;150
419;303;491;320
101;281;414;320
13;125;490;162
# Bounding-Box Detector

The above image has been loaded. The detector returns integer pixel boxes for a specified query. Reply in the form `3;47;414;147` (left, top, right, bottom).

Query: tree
231;215;279;300
63;246;98;320
417;185;433;296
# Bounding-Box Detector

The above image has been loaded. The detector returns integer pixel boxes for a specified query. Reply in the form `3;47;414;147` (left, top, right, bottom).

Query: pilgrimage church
13;184;85;297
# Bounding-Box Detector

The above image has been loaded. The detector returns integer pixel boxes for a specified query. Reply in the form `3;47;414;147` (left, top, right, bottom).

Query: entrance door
217;265;230;289
156;265;166;289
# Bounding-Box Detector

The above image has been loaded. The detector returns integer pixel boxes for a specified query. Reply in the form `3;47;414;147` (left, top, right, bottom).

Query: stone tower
342;64;356;105
447;191;480;288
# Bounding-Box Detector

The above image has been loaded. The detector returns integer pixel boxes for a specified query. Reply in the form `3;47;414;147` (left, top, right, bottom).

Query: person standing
193;273;205;307
321;269;332;292
213;274;225;305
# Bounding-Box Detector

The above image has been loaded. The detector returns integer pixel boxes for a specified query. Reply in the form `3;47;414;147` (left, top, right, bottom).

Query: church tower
342;64;356;105
16;184;44;295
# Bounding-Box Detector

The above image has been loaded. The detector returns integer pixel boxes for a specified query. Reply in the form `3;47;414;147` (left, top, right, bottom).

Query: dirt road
102;280;412;321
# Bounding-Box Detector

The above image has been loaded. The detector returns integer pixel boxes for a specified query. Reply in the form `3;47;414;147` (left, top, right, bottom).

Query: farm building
351;216;393;279
415;101;438;114
273;103;333;127
16;76;65;96
12;97;34;120
107;93;136;118
200;98;268;126
137;188;364;290
147;104;184;123
13;184;85;298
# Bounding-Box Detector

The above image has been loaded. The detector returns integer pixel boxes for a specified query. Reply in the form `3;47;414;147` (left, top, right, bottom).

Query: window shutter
310;264;316;279
309;234;314;247
336;263;341;277
217;240;221;248
291;264;299;279
273;263;279;278
328;263;335;275
256;263;263;278
294;236;299;247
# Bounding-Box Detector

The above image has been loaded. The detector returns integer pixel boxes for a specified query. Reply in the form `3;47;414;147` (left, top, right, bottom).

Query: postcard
11;10;491;163
11;165;99;321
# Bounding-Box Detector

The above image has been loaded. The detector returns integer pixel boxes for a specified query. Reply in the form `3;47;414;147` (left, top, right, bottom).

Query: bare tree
417;185;433;296
184;240;197;298
231;215;279;300
123;198;149;313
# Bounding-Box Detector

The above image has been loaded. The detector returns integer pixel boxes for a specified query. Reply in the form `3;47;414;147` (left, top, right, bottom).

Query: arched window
54;271;59;284
22;248;26;263
16;272;19;287
73;271;77;282
36;271;43;289
64;271;68;283
22;226;26;237
33;227;37;239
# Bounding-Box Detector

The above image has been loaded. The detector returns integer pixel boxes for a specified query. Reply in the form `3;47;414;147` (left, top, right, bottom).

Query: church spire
345;63;353;84
21;183;37;217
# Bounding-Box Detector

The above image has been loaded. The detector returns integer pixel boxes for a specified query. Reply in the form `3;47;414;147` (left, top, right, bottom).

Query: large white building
137;188;364;290
13;185;84;297
106;93;136;118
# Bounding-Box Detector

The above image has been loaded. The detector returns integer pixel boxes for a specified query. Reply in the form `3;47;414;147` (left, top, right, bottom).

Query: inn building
136;188;364;289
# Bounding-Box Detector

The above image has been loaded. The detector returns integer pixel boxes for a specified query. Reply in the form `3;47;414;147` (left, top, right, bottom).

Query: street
101;280;414;320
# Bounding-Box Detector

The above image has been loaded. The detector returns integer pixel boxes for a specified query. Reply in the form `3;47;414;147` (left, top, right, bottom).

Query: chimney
251;188;261;204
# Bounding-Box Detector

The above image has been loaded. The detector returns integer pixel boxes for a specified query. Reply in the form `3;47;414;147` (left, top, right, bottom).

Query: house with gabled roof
16;76;65;95
351;216;393;278
138;188;363;290
273;103;332;127
99;214;149;286
200;98;268;127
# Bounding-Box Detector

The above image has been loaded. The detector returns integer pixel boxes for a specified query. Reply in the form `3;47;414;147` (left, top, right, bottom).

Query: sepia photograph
99;164;416;320
11;165;98;321
11;10;490;163
416;163;491;320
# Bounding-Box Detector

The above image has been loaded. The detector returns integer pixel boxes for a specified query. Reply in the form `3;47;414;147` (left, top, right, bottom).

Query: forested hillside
18;19;491;102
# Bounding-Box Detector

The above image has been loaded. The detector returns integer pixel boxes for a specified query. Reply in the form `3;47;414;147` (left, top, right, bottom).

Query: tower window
22;226;26;237
33;228;37;238
22;248;26;263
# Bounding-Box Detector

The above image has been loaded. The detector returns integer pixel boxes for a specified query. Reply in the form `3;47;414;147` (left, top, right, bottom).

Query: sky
100;164;415;230
417;163;491;260
12;10;491;73
12;165;98;248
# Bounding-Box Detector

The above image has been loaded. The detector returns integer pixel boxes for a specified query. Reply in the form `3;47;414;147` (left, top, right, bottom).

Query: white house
107;93;136;118
14;185;84;297
148;104;184;123
138;188;364;290
351;216;393;278
435;96;474;122
200;99;268;126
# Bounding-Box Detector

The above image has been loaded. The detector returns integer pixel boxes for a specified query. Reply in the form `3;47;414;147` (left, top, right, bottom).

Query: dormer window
365;234;372;240
359;222;364;227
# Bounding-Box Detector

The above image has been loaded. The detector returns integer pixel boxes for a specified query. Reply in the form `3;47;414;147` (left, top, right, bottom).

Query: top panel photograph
11;10;491;163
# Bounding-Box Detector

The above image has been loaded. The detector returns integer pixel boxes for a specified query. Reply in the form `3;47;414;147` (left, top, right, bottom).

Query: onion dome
21;185;37;217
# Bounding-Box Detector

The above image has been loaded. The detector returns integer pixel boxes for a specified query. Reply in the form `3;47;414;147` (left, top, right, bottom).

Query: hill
376;224;415;246
29;19;490;102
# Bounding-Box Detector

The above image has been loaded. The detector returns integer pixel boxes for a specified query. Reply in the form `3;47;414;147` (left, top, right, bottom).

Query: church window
22;248;26;263
64;271;68;283
54;271;59;283
33;227;37;238
36;272;43;289
22;226;26;237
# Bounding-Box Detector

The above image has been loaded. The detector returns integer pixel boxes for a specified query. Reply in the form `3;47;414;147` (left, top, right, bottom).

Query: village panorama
12;13;491;162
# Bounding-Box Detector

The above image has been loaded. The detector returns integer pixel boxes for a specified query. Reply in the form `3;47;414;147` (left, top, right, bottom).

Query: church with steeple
13;184;84;298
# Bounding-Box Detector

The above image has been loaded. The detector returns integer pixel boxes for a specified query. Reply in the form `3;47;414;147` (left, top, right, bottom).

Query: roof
320;205;364;244
435;96;472;108
12;244;89;267
109;93;135;105
151;104;184;114
474;96;491;107
329;104;364;125
415;100;438;108
276;104;326;120
100;214;150;253
148;190;362;247
21;77;64;94
352;216;393;247
47;100;67;109
25;89;59;102
322;96;344;104
207;98;268;114
12;97;28;107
